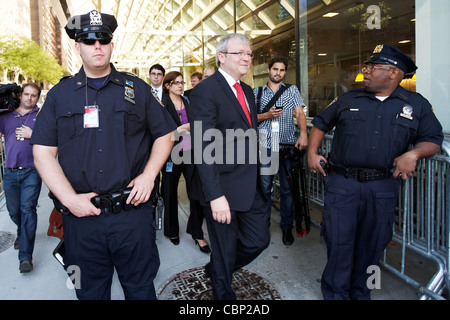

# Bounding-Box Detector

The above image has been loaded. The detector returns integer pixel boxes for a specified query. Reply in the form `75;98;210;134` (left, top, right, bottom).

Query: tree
0;37;65;84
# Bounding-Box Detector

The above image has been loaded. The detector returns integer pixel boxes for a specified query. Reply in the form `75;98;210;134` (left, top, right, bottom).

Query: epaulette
59;74;75;82
120;71;138;78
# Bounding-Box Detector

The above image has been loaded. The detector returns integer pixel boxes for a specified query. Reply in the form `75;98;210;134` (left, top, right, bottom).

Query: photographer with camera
254;56;308;245
0;83;42;273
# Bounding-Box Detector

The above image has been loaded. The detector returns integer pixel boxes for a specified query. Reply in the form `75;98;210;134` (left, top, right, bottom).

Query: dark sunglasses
77;37;112;45
76;33;112;45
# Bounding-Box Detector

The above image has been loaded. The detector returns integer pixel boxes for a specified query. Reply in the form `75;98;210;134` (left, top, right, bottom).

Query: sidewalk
0;182;420;300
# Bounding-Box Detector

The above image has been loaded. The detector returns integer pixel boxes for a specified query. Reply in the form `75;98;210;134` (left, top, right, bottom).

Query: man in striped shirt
254;55;308;245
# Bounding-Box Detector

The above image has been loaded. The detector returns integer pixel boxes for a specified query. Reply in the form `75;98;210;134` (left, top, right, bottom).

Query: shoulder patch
325;97;338;108
151;90;165;107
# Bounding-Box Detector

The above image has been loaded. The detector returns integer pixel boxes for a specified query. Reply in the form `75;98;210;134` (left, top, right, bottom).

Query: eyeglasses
362;65;396;73
171;81;186;86
221;51;254;58
76;37;112;45
150;72;164;77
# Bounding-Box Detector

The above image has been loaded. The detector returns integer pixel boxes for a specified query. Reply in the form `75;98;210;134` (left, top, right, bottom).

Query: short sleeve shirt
0;106;39;168
30;64;176;194
312;86;444;169
254;83;304;148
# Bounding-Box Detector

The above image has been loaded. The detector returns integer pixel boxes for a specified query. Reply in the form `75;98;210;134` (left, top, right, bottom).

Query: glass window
300;0;415;117
202;0;235;68
239;0;296;88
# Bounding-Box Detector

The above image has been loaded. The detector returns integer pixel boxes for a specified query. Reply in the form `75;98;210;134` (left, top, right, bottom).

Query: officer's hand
308;153;327;177
127;175;154;206
393;152;418;180
66;192;101;217
268;106;283;119
210;196;231;224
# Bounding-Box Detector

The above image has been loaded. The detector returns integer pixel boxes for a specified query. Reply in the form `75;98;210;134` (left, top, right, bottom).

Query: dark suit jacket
189;70;260;212
162;94;189;127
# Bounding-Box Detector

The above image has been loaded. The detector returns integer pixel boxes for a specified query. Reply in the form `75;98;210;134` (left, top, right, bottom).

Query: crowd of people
1;9;444;301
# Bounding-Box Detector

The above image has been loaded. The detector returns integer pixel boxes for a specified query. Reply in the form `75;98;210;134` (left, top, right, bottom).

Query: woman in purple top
0;83;42;273
161;71;210;253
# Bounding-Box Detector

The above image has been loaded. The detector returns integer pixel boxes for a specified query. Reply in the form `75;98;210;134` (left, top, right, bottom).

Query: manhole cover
157;266;281;300
0;231;16;253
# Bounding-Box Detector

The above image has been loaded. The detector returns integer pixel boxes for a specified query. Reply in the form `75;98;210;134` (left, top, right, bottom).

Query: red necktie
233;82;252;128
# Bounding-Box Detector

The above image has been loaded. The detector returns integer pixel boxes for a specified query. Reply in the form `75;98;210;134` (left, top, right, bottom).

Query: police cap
65;10;118;41
364;44;418;75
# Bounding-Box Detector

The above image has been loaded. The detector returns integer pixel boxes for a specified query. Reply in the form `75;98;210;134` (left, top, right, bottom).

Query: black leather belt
331;165;392;182
9;167;25;171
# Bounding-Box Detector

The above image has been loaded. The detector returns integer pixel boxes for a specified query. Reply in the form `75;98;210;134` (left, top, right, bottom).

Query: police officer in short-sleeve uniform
30;10;176;300
308;44;443;300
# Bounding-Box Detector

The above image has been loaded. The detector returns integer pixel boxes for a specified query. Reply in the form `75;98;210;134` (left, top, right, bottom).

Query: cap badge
90;10;103;26
373;44;383;53
400;105;413;120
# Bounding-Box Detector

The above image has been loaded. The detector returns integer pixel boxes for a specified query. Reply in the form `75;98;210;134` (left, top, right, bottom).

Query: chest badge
400;105;413;120
124;80;135;104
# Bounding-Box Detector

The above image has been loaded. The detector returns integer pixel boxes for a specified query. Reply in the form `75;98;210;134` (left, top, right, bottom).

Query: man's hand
64;192;101;217
257;107;283;123
127;173;155;206
16;125;32;139
295;132;308;150
267;106;283;119
392;142;441;180
210;196;231;224
308;153;327;177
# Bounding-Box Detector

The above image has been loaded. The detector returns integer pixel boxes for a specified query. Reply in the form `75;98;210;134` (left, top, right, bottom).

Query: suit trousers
203;186;270;300
320;172;399;300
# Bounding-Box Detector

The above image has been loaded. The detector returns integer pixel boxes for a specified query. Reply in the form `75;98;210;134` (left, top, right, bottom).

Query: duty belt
91;188;133;213
330;165;392;182
49;187;134;215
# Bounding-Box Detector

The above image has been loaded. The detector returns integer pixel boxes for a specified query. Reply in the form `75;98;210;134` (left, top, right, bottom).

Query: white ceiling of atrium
59;0;296;71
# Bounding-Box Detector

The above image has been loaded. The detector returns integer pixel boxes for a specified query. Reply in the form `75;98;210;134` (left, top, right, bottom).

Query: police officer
30;10;176;300
308;44;443;300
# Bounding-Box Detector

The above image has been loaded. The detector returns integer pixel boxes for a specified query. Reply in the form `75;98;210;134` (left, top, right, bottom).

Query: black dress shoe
169;237;180;245
19;260;33;273
282;229;294;245
194;238;211;254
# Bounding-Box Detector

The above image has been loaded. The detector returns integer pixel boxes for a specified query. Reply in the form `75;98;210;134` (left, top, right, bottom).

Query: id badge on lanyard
84;105;99;128
271;120;280;152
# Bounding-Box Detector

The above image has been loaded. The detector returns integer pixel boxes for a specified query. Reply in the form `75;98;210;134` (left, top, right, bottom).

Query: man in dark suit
189;33;270;300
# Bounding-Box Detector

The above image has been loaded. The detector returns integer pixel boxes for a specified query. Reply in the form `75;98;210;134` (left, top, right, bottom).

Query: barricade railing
307;131;450;300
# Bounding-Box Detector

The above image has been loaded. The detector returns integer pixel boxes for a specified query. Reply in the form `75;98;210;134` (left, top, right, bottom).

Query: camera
0;83;21;112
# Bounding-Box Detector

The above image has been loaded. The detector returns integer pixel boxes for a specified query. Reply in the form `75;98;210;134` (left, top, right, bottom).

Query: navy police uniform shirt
31;64;176;194
312;85;443;169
